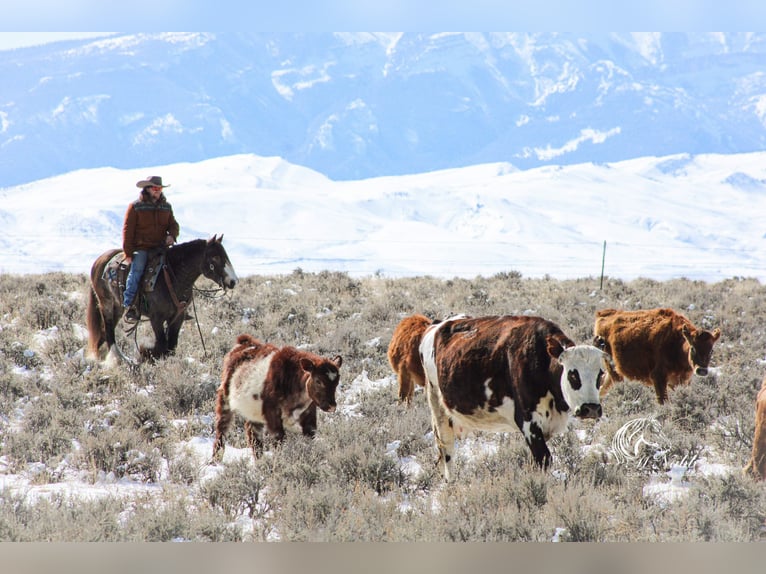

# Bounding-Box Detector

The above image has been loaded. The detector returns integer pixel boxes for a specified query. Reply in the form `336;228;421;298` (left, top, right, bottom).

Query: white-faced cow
744;374;766;481
388;313;433;403
593;308;721;404
212;333;342;461
419;314;609;480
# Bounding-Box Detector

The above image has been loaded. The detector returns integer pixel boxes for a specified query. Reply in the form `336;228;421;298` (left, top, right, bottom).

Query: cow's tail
236;333;260;347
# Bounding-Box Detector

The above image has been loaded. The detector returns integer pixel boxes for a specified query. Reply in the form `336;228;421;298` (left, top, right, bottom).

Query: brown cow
212;334;342;461
388;313;432;403
744;375;766;480
593;308;721;404
420;314;609;479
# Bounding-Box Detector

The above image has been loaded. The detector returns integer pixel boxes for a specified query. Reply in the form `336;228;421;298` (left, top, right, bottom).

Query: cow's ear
331;355;343;368
711;328;721;341
546;335;569;359
299;358;315;373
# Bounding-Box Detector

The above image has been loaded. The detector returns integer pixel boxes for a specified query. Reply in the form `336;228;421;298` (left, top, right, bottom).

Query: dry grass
0;270;764;541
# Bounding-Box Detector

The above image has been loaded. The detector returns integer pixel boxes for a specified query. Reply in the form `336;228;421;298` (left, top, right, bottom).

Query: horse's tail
86;285;105;360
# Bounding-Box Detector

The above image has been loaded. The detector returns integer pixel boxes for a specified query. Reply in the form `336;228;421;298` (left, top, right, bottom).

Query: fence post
600;240;606;290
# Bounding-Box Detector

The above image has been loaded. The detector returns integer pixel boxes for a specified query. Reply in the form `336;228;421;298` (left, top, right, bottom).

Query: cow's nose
325;404;337;413
575;403;602;419
695;367;708;377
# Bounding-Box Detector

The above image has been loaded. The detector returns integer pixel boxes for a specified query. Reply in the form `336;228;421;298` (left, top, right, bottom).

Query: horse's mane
165;239;208;264
172;238;207;252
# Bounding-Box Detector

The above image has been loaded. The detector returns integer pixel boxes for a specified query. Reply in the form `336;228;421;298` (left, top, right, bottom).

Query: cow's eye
596;369;604;389
567;370;582;390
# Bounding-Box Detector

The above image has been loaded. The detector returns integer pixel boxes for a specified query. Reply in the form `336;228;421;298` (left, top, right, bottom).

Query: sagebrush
0;270;764;541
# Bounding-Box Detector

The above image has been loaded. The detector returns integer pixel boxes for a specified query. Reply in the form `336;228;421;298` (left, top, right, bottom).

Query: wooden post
600;240;606;290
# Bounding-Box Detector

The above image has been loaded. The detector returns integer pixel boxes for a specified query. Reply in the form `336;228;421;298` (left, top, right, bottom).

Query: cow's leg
263;400;286;443
521;419;552;469
651;368;669;404
745;389;766;480
398;368;414;403
299;404;318;438
245;420;265;459
212;388;232;461
425;380;456;481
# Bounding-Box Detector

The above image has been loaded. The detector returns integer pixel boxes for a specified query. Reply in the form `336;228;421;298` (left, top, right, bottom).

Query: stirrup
124;306;140;323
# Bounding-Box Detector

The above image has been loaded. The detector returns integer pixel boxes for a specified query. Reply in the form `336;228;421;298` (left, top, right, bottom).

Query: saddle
103;248;166;305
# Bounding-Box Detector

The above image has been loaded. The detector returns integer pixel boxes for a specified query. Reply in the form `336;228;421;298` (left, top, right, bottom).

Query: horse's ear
217;234;223;243
208;234;223;244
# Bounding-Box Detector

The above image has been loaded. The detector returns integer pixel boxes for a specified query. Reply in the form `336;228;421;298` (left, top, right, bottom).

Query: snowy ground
0;323;740;541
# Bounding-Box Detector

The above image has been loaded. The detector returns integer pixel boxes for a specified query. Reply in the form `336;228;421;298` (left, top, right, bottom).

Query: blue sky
0;32;111;51
1;1;764;31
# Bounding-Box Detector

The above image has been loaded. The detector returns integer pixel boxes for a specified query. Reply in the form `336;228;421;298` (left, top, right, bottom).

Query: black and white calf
419;314;608;480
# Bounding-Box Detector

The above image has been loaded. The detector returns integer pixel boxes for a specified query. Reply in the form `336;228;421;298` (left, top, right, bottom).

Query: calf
593;308;721;404
420;314;609;480
388;314;432;403
744;374;766;480
212;334;342;461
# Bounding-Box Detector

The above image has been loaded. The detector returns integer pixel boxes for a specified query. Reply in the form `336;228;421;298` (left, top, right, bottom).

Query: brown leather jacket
122;192;180;256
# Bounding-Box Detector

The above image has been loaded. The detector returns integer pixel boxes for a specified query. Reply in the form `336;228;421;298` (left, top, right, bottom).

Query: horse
86;235;238;364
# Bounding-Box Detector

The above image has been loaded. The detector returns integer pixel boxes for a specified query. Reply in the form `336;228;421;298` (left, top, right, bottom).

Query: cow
419;314;609;480
593;308;721;404
388;313;433;403
744;374;766;480
212;333;343;461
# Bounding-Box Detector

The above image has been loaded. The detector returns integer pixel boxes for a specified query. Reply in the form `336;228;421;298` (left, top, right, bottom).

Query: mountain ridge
2;32;766;188
2;150;765;282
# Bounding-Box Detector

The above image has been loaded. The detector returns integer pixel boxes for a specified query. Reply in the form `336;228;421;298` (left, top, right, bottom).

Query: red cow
212;334;342;460
744;374;766;480
593;308;721;404
388;314;432;403
420;314;609;480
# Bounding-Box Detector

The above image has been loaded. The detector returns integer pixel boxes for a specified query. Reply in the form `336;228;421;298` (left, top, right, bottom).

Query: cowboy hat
136;175;170;189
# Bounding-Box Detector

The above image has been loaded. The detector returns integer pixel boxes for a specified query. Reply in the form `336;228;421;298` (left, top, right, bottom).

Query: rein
193;284;228;299
163;266;189;323
161;251;231;359
161;263;210;358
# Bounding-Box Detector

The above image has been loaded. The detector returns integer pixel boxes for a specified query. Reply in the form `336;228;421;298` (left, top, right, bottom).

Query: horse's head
203;234;238;290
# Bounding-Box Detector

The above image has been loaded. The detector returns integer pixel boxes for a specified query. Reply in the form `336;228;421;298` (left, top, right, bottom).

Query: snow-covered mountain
2;151;765;282
3;32;766;188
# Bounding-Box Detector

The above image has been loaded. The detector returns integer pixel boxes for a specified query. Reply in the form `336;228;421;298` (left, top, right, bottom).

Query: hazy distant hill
2;32;766;187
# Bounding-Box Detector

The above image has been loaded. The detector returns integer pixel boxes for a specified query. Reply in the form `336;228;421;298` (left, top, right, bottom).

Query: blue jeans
123;250;148;308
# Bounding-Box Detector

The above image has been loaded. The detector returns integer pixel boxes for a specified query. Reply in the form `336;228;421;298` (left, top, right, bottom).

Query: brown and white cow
593;308;721;404
419;314;609;480
388;313;433;403
744;374;766;480
212;333;342;461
